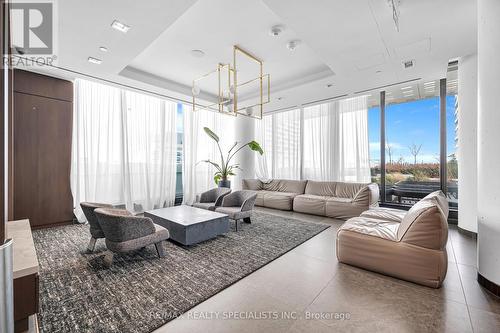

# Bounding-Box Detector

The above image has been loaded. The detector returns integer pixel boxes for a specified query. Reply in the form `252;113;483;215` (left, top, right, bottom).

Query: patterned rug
32;211;330;333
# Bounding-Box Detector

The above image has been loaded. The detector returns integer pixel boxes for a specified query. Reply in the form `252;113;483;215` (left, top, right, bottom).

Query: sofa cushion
293;194;328;216
262;179;307;194
339;216;399;241
304;181;337;196
242;179;263;191
255;190;298;210
397;191;448;250
334;182;370;199
360;207;406;223
325;197;366;219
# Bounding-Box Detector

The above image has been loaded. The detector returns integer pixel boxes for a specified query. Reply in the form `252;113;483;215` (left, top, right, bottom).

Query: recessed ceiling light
424;81;435;85
269;25;285;37
190;49;205;58
401;86;413;90
286;40;301;51
111;20;130;33
99;46;108;52
88;57;102;64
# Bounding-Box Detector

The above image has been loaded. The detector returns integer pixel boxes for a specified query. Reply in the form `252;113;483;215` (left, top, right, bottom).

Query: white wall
477;0;500;285
457;53;478;233
232;115;256;190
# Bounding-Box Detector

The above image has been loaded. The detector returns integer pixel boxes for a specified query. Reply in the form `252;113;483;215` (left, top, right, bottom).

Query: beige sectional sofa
242;179;379;219
337;191;449;288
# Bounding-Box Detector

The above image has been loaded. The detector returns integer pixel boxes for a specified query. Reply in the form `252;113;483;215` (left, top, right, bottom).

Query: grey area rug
32;211;330;333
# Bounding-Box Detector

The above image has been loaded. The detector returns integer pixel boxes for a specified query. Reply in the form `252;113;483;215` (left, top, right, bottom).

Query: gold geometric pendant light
192;45;270;119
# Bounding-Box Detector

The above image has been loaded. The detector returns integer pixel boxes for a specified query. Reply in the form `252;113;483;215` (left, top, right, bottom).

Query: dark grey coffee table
145;205;229;246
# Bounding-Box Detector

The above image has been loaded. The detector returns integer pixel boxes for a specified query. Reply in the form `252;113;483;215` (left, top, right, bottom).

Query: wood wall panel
13;70;73;227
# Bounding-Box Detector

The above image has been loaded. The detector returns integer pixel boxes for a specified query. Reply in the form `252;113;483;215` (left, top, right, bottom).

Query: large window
364;72;459;213
384;85;440;205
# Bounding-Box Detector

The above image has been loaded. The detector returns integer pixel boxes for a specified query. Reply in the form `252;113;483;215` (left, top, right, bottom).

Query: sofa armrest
352;184;379;206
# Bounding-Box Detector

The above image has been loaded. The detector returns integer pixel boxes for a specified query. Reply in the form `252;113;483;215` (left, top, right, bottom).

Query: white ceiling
20;0;476;111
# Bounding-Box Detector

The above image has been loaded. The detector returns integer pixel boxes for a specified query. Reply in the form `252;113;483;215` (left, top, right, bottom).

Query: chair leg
155;242;166;258
103;250;114;267
87;237;97;252
243;217;251;224
235;219;238;232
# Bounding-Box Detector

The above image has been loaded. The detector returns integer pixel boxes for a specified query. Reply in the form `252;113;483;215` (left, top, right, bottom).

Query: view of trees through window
368;76;458;210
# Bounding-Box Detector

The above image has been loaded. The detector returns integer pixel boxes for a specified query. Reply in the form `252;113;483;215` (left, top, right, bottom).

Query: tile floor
155;207;500;333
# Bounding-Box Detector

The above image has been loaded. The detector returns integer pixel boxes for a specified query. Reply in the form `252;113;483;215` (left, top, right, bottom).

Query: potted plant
200;127;263;188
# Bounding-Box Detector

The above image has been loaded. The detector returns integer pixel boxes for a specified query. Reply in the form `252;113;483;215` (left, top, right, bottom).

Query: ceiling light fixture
269;25;285;37
111;20;130;33
401;86;413;90
88;57;102;64
286;40;301;51
99;46;108;52
190;49;205;58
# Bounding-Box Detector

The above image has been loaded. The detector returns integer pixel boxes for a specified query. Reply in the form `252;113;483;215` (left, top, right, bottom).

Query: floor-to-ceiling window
383;81;441;205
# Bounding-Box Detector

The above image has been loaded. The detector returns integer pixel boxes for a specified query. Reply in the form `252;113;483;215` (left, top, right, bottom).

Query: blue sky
368;95;457;164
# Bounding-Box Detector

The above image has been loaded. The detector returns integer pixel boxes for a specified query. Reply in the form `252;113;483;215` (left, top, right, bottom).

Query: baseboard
30;220;74;230
477;272;500;298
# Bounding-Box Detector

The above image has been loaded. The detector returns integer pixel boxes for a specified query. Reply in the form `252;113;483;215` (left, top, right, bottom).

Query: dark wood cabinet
13;70;74;227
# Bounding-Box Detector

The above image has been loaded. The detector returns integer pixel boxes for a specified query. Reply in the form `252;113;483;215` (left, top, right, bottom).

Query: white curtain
303;96;370;182
255;114;273;181
254;108;301;180
182;107;235;205
255;96;370;183
71;79;177;221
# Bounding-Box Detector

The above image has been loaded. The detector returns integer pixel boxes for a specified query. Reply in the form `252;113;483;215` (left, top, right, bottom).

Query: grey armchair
80;202;113;252
94;208;170;267
215;190;257;231
193;187;231;211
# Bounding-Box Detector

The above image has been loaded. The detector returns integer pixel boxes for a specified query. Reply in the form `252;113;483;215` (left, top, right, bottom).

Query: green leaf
203;127;219;142
214;174;222;185
199;159;222;173
247;140;264;155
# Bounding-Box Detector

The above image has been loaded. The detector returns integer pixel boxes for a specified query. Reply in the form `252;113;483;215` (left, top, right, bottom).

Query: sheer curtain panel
71;79;177;221
182;107;235;205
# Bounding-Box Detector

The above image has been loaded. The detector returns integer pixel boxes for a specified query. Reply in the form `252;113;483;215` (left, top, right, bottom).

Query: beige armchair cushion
340;216;399;241
360;207;406;223
397;191;448;250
